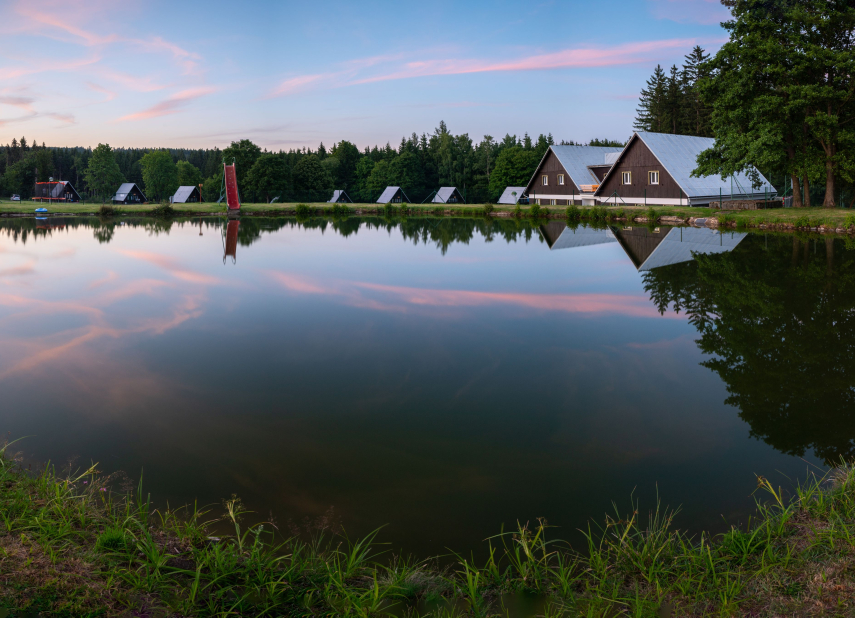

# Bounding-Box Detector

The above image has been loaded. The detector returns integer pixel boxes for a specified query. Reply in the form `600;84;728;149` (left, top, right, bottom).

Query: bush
793;215;810;228
483;203;494;215
646;207;658;223
149;203;175;217
529;203;541;219
844;213;855;229
331;204;350;217
399;203;409;217
589;206;608;221
96;526;127;552
295;203;311;217
566;205;581;220
383;203;397;217
514;203;522;218
98;205;115;217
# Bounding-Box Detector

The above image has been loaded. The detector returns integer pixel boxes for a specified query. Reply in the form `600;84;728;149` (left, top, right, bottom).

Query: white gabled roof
328;190;351;203
498;187;526;204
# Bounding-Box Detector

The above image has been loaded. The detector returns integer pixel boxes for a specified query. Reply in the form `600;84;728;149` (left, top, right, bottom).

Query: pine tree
682;46;712;136
634;65;668;132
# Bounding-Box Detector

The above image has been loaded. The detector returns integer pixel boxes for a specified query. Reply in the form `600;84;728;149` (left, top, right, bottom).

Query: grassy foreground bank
1;442;853;617
3;200;855;234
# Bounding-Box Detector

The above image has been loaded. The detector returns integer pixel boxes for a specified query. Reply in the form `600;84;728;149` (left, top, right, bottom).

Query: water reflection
643;234;855;461
0;215;851;557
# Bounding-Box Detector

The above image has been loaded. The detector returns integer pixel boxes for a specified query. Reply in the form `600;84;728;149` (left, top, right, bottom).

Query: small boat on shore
35;207;48;214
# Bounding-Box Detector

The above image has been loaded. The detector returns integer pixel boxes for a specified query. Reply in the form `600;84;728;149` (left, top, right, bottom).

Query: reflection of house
376;186;409;204
611;225;747;270
595;132;777;206
172;186;202;203
539;221;617;250
498;186;528;205
33;181;81;202
432;187;464;204
328;190;352;203
112;183;147;204
525;145;623;207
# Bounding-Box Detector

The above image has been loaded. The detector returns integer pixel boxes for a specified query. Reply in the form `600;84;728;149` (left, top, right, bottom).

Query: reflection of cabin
595;132;777;206
112;183;147;204
610;225;748;270
525;145;623;207
432;187;464;204
498;186;529;205
328;190;352;203
171;186;202;203
376;186;409;204
539;221;618;250
32;181;80;202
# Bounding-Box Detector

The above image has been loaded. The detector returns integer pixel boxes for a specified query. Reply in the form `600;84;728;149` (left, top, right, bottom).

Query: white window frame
557;174;565;186
621;171;632;185
648;170;660;185
542;175;548;186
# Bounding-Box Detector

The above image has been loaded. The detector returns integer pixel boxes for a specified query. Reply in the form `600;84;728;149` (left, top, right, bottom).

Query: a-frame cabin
524;145;623;206
595;132;777;206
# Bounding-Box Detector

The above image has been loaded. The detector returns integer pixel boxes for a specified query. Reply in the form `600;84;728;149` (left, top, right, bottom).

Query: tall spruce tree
634;65;668;132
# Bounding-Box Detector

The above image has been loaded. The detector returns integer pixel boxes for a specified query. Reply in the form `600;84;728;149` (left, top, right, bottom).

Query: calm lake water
0;216;850;557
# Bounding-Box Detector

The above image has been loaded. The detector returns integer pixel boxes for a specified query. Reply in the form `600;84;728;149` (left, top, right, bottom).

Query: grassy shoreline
2;201;855;235
2;441;853;617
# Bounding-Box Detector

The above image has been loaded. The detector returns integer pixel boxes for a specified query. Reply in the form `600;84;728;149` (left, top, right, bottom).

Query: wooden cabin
172;186;202;204
432;187;464;204
32;181;81;202
328;190;352;203
498;187;528;205
112;183;147;204
595;132;777;206
376;186;409;204
525;145;623;206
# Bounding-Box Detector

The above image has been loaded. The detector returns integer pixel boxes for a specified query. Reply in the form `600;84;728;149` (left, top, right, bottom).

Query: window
542;175;548;186
558;174;565;185
621;171;632;185
648;170;660;185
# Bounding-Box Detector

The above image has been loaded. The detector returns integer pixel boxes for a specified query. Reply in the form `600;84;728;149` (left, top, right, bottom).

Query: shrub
589;206;608;221
295;203;311;217
844;213;855;229
149;204;175;217
384;203;397;217
483;203;494;215
399;203;409;217
331;204;350;217
96;526;127;552
646;207;658;223
514;203;522;218
98;204;115;217
793;215;810;228
566;205;581;220
529;203;541;219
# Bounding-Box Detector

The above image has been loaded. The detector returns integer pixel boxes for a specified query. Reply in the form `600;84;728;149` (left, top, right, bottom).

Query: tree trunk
803;175;811;208
791;174;803;208
823;155;836;208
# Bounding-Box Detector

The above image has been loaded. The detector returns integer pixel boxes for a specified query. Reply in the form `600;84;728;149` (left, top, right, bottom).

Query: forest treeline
0;124;622;204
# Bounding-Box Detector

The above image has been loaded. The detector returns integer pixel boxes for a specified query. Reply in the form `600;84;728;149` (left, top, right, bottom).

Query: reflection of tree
643;234;855;462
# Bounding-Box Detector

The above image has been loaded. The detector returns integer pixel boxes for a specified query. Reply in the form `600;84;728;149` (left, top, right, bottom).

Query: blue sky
0;0;730;151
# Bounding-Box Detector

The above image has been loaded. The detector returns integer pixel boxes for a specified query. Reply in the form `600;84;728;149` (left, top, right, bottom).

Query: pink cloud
115;87;216;122
267;272;674;319
268;74;335;98
648;0;731;25
86;81;116;102
0;96;34;112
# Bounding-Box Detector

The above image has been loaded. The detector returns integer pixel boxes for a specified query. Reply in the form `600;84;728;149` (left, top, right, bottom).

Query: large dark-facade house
594;132;777;206
171;186;202;204
376;186;409;204
612;226;747;271
525;145;624;207
431;187;464;204
32;181;81;202
498;186;528;205
328;190;352;203
112;183;147;205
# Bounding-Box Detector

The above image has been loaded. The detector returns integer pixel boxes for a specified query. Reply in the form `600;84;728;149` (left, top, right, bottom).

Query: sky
0;0;730;151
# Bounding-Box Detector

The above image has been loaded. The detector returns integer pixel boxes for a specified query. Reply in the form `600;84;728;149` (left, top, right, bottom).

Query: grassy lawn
2;200;854;232
2;438;855;617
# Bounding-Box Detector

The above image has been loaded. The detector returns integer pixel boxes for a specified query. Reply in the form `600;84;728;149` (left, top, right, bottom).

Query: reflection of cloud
0;261;35;277
267;271;674;319
88;270;118;289
118;250;222;285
